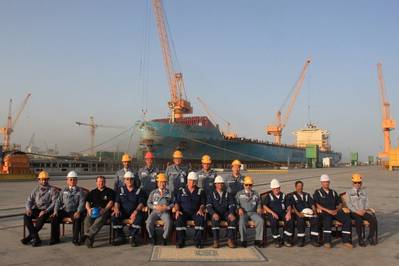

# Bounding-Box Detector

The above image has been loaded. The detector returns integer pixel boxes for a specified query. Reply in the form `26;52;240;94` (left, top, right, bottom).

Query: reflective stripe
113;225;123;229
297;233;305;237
205;204;212;207
175;227;187;231
311;231;319;236
342;231;351;234
136;188;141;195
293;194;298;202
211;227;220;230
272;234;280;239
323;230;332;233
227;226;236;230
194;226;204;230
305;194;309;202
284;231;293;236
318;190;323;198
131;224;141;229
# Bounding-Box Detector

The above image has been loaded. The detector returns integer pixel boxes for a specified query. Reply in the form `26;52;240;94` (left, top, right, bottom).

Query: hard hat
144;152;154;159
121;153;132;162
157;173;168;182
187;171;198;181
270;178;280;189
38;170;49;179
66;170;78;179
301;208;314;217
91;207;101;219
214;175;224;183
173;150;183;159
352;173;362;182
124;171;134;179
320;174;330;182
243;176;254;185
201;155;212;164
231;159;241;167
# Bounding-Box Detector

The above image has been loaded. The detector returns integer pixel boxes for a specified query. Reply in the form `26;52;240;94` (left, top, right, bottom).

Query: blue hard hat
91;207;100;218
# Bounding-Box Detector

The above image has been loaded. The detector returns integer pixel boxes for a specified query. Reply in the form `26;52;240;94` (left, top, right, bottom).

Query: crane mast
151;0;192;122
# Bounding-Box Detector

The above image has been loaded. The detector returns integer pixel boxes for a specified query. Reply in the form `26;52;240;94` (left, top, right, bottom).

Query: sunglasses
244;184;253;187
353;182;362;184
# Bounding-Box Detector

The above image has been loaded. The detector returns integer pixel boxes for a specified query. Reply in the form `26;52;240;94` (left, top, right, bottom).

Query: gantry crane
377;62;396;159
266;58;311;144
0;93;32;151
75;116;124;156
152;0;192;122
196;97;237;139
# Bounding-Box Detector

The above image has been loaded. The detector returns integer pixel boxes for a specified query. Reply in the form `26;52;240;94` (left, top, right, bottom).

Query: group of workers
21;150;378;250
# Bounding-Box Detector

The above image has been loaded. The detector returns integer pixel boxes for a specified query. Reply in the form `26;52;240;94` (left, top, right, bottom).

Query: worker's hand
257;208;263;215
87;208;92;217
297;212;305;218
155;205;163;212
130;210;137;222
285;211;292;221
227;213;236;221
73;212;80;219
331;209;338;216
238;208;244;217
50;212;57;218
212;213;220;221
356;210;366;216
271;211;279;220
38;210;47;218
175;211;182;220
26;209;32;216
100;208;106;216
197;209;205;217
113;208;121;217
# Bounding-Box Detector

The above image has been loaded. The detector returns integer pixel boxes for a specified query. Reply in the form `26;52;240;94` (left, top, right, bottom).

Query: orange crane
0;93;32;151
196;97;237;139
75;116;124;156
266;58;311;144
152;0;192;122
377;62;396;159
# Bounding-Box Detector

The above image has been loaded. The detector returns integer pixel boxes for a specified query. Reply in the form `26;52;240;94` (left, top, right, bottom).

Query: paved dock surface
0;166;398;266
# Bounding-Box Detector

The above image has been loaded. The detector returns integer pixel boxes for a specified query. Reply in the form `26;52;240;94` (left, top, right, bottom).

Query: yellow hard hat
38;170;49;179
121;153;132;162
173;150;183;159
157;173;168;182
243;176;253;185
231;159;241;167
352;173;362;182
201;155;212;164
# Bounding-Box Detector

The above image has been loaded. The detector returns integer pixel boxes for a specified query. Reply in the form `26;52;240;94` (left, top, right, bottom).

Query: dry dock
0;166;398;266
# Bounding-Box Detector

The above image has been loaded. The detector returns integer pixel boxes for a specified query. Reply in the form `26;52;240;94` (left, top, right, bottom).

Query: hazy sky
1;0;398;161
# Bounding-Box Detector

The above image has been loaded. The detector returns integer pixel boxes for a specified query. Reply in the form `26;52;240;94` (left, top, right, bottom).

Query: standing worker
346;173;378;246
197;154;217;194
21;171;58;247
114;153;140;193
50;171;86;246
165;150;188;195
236;176;264;248
226;160;245;198
138;152;159;198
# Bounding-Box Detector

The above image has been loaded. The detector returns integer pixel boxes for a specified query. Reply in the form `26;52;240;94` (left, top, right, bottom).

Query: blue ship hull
132;117;341;166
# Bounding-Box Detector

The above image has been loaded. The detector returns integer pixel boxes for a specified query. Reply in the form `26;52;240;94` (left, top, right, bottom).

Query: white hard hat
270;178;280;189
67;170;78;178
124;171;134;178
320;174;330;182
187;171;198;181
214;175;224;183
301;208;314;217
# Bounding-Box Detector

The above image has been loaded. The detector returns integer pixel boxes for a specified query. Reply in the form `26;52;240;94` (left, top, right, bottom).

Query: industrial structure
294;123;331;152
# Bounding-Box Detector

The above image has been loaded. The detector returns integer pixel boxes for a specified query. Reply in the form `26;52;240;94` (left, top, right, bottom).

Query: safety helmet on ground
352;173;362;183
144;152;154;159
270;178;280;189
243;176;254;185
187;171;198;181
301;208;314;217
38;170;49;179
67;170;78;179
231;160;241;167
173;150;183;159
201;155;212;164
124;171;134;179
214;175;224;184
157;173;168;182
91;207;100;219
320;174;330;182
121;153;132;162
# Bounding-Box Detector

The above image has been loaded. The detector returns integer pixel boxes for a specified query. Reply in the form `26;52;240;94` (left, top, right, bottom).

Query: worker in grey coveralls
146;173;173;246
114;153;140;193
165;150;189;195
236;176;264;248
196;154;217;194
226;159;245;197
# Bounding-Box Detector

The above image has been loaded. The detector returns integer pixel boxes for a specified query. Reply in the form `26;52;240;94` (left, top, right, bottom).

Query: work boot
129;236;138;247
21;236;32;245
367;237;376;246
359;238;367;247
112;236;126;246
48;238;60;245
274;238;283;248
240;241;247;248
149;237;156;246
227;239;236;248
85;236;94;248
323;242;332;249
31;238;42;247
311;240;321;247
196;240;203;249
213;240;219;248
255;240;264;248
162;238;168;246
72;239;80;246
297;237;305;247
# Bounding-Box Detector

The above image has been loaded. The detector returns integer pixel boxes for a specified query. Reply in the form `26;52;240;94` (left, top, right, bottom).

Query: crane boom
151;0;192;122
266;58;311;144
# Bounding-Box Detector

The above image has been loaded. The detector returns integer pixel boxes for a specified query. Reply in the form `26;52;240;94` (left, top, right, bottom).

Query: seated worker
263;179;294;247
206;175;237;248
50;171;85;246
346;173;378;246
197;154;217;195
236;176;264;248
174;172;206;248
313;174;353;249
21;171;58;247
83;176;115;248
290;180;320;247
146;173;174;246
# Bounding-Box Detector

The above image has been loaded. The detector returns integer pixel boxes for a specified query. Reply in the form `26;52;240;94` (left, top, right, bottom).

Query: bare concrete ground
0;166;398;266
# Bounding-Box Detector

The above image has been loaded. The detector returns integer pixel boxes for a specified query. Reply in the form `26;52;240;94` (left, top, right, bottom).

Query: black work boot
274;237;283;248
297;237;305;247
21;235;32;245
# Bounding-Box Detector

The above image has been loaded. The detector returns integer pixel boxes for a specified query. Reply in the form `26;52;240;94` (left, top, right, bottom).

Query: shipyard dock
0;166;398;266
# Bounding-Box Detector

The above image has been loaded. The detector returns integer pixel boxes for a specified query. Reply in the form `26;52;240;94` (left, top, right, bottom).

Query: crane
377;62;396;159
266;58;311;144
196;97;237;139
0;93;32;151
151;0;192;123
75;116;125;157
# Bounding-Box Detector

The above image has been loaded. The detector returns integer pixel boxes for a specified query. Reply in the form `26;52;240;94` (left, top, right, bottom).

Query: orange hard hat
157;173;168;182
173;150;183;159
201;155;212;164
121;153;132;162
144;152;154;159
352;173;362;182
38;170;49;179
231;160;241;167
243;176;254;185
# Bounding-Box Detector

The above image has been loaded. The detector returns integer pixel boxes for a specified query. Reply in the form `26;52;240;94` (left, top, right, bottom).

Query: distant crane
75;116;124;156
0;93;32;151
266;58;311;144
377;62;396;159
196;97;237;139
152;0;193;122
